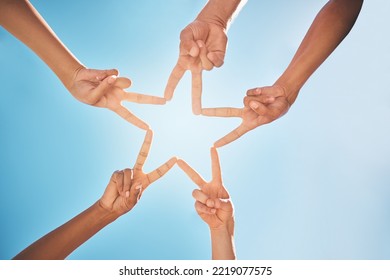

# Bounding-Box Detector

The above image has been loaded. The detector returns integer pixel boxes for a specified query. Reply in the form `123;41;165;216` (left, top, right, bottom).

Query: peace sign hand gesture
99;129;177;217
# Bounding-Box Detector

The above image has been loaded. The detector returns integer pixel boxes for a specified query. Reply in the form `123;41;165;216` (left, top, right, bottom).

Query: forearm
13;202;118;260
0;0;83;89
197;0;247;30
210;223;236;260
275;0;363;104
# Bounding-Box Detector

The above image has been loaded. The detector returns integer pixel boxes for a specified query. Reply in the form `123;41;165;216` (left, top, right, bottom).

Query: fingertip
189;45;199;57
107;75;117;84
249;101;259;110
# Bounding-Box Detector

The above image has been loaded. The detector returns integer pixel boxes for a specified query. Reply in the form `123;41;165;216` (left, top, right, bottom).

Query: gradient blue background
1;0;389;259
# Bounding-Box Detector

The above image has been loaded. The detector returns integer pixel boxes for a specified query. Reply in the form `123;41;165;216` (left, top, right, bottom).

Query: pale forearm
210;224;236;260
275;0;363;104
13;202;118;260
197;0;247;30
0;0;83;89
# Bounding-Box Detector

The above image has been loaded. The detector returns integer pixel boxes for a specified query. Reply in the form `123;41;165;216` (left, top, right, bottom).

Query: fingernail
135;184;142;190
125;191;130;198
108;75;117;84
250;101;259;109
255;88;262;94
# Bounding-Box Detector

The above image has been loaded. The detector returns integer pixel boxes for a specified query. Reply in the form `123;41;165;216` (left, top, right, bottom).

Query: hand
69;67;166;130
202;85;292;147
178;147;233;231
164;20;227;115
99;129;177;217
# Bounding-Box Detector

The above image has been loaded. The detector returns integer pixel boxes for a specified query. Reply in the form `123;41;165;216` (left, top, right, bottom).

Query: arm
164;0;247;114
178;148;236;260
0;0;165;129
203;0;363;147
13;130;176;260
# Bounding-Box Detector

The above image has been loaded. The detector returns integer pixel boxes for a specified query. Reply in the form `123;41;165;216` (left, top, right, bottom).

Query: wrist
94;201;121;223
64;63;85;91
210;219;235;237
197;0;244;30
274;75;301;106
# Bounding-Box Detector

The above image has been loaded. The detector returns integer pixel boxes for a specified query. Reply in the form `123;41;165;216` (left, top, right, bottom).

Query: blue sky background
1;0;389;259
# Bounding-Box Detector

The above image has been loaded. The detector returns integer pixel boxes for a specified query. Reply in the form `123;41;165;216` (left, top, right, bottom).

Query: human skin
13;130;177;260
201;0;364;147
0;0;165;130
178;148;235;260
164;0;247;115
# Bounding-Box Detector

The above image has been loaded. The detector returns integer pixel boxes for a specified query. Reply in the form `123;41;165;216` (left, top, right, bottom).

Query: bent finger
192;189;209;205
195;201;216;215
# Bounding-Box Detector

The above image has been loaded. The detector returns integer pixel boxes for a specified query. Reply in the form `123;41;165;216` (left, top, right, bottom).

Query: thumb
88;75;117;105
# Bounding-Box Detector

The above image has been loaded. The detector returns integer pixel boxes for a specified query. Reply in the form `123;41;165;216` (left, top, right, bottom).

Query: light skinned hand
202;85;291;147
177;148;233;231
99;129;177;217
69;67;166;130
164;20;227;115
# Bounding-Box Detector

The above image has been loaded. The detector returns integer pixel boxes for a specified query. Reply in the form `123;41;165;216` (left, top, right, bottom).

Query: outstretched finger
191;70;203;115
214;124;250;148
210;147;222;183
177;159;207;188
164;64;185;101
201;107;243;118
124;92;166;105
146;157;177;186
112;105;149;130
134;129;153;171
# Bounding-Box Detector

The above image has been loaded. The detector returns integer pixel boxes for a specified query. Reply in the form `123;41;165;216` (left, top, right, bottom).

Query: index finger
177;159;207;188
112;105;149;130
201;107;243;118
123;92;166;105
164;64;186;101
134;129;153;171
214;123;250;148
210;147;222;183
146;157;177;186
191;69;203;115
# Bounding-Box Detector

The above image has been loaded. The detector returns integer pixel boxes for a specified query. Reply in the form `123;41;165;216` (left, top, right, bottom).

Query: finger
243;98;269;116
207;51;225;68
112;105;149;130
243;95;275;106
210;147;222;183
191;70;202;115
180;27;199;57
192;189;209;204
177;159;207;188
115;170;124;196
146;157;177;185
197;40;214;71
214;124;250;148
134;129;153;171
123;168;133;198
87;75;117;105
123;92;166;105
164;64;185;101
113;77;132;89
201;107;243;118
195;201;216;215
92;68;119;81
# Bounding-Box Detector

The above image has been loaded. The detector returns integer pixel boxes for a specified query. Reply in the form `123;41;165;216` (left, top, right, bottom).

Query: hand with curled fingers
178;147;233;232
178;147;235;259
99;129;177;217
201;85;292;147
164;20;227;115
70;67;166;130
